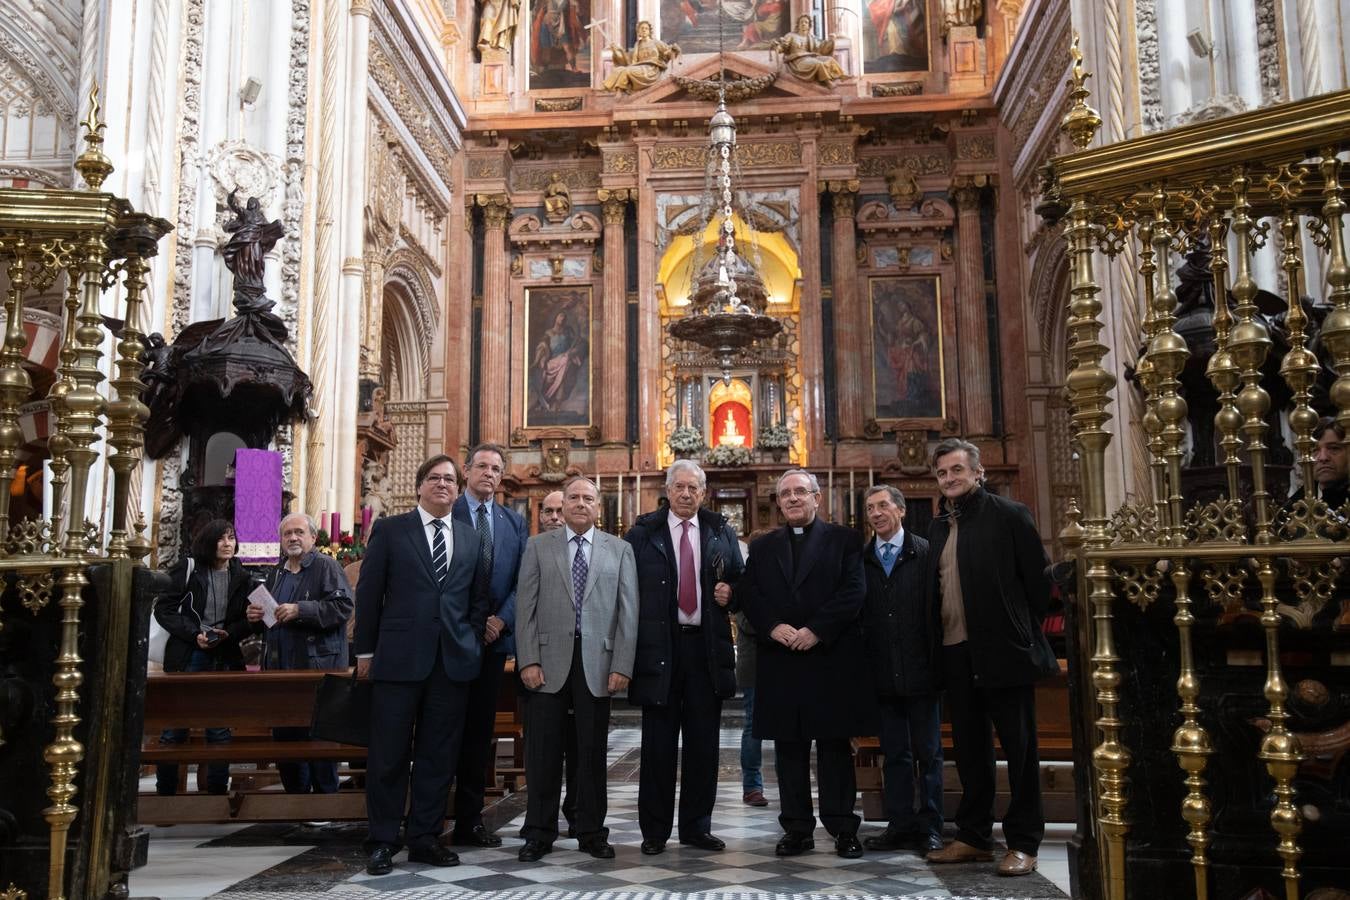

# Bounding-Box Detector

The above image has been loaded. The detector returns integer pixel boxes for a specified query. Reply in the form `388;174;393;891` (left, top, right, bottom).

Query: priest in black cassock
738;469;875;859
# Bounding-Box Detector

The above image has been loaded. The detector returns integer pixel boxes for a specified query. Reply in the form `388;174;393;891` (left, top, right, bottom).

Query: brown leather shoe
926;839;994;864
997;850;1038;876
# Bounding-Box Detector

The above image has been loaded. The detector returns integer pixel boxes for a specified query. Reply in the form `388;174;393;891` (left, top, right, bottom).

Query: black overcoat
739;520;877;740
153;557;257;672
624;507;744;706
925;485;1058;689
861;529;937;698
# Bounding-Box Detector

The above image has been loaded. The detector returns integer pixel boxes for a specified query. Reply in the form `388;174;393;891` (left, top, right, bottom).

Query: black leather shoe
835;833;864;859
775;833;815;856
920;833;945;855
452;824;502;848
579;838;616;859
366;844;395;876
679;833;725;852
408;844;459;867
518;840;553;862
640;838;666;855
864;828;914;852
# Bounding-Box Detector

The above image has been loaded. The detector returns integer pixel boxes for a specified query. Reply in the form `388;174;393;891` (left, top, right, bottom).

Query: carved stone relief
205;139;282;210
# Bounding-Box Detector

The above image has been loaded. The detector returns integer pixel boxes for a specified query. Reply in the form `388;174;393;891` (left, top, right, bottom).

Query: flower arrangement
316;529;364;563
759;423;792;449
705;445;753;467
668;425;706;455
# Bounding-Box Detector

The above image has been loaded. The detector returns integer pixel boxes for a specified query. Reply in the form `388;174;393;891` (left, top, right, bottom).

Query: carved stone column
952;176;993;436
599;188;630;444
827;180;863;438
478;193;511;442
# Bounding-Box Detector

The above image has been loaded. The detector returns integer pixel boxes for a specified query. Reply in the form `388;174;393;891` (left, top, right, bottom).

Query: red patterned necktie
678;520;697;617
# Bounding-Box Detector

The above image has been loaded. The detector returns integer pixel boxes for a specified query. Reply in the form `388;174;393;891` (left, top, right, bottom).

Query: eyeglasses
779;488;817;499
422;474;456;485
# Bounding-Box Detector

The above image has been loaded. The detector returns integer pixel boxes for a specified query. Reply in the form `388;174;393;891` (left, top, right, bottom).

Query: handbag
148;557;194;665
310;669;374;747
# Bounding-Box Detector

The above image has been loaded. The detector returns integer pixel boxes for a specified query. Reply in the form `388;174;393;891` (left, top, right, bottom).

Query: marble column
600;188;630;445
952;177;993;437
479;194;512;443
828;182;863;438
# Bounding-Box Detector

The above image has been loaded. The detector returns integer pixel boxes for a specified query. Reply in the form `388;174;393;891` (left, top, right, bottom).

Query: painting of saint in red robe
529;0;590;89
864;0;927;73
526;287;591;427
871;276;944;420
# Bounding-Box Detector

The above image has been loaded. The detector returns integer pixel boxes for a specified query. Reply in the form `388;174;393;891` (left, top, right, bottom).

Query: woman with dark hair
152;519;259;795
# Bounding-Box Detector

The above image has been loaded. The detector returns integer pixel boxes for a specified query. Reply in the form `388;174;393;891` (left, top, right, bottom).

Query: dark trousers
877;694;944;838
562;713;578;830
943;641;1044;856
774;737;859;837
273;727;339;794
155;648;240;795
521;637;611;844
366;650;470;848
452;651;507;832
638;628;722;843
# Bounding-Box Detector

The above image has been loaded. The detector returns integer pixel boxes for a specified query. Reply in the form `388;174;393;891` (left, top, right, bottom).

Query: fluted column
828;181;863;438
479;193;512;442
953;176;993;436
600;188;630;444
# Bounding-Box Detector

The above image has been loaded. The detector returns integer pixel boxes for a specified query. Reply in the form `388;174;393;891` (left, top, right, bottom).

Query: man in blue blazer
355;455;487;876
449;442;527;847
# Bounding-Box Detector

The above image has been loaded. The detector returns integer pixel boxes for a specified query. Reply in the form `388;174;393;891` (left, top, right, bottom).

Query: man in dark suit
355;455;487;876
449;443;528;848
515;476;638;862
624;460;744;855
924;438;1056;877
740;469;874;859
858;485;942;856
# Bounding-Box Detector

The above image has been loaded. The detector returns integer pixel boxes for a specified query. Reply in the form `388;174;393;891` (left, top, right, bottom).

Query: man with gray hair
924;438;1056;877
624;459;744;855
246;512;354;794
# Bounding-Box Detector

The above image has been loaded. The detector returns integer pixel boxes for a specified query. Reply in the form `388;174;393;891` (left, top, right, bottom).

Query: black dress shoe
408;843;459;867
640;838;666;855
775;833;815;856
864;828;915;852
518;840;553;862
366;844;395;876
835;833;864;859
579;838;616;859
919;833;945;855
452;824;502;848
679;833;725;852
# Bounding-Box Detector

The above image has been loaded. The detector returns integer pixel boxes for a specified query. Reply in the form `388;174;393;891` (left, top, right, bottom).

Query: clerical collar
789;518;816;536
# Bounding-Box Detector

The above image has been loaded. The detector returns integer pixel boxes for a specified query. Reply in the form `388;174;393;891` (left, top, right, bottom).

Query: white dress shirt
418;505;455;558
564;524;595;572
669;510;702;626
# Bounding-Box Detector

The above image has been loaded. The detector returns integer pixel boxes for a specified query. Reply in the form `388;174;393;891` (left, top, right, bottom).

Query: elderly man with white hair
247;511;354;794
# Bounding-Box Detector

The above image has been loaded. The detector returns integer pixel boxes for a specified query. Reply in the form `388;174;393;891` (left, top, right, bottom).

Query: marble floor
128;728;1074;900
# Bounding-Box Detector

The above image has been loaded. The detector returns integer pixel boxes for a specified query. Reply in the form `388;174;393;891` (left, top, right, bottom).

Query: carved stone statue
773;16;845;86
941;0;982;34
478;0;521;52
543;172;571;223
361;457;392;521
603;21;680;94
887;168;922;210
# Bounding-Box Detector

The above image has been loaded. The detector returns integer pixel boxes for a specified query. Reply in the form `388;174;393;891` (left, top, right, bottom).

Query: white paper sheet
249;583;279;628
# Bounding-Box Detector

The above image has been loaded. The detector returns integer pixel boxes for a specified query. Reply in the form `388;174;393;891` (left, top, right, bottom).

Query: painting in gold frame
869;274;945;423
525;285;592;428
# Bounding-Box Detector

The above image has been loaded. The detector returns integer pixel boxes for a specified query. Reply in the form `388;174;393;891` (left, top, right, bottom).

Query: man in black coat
740;469;874;859
858;485;942;856
624;460;744;856
924;439;1056;878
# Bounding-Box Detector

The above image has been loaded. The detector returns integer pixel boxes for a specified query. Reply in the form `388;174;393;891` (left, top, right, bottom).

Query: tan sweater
938;517;968;645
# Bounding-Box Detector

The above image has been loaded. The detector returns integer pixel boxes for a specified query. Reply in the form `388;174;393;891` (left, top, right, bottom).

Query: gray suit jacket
515;526;638;698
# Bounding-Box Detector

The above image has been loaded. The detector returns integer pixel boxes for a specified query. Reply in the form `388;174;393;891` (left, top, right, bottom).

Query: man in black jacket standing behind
924;439;1056;877
625;460;744;855
858;485;942;857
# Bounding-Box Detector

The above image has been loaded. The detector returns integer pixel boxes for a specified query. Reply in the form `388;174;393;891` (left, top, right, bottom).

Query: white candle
849;469;855;518
827;468;834;519
635;470;642;513
868;465;874;488
617;471;624;521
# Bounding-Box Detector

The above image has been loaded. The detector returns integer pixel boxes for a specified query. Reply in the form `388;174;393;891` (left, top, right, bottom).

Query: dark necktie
475;504;494;593
678;520;698;618
430;519;449;582
571;534;588;635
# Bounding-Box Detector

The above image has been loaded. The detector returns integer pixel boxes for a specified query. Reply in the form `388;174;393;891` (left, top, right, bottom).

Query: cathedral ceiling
0;0;80;178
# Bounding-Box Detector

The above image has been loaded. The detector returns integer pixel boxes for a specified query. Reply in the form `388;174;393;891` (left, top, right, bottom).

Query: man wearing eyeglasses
355;455;487;876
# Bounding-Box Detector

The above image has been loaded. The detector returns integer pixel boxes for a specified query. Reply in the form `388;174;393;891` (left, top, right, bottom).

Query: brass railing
1047;39;1350;900
0;88;170;899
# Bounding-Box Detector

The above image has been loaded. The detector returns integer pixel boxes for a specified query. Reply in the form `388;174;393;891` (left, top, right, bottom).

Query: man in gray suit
516;476;638;862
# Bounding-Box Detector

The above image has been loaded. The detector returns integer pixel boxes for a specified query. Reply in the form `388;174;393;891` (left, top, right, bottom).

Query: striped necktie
430;519;449;582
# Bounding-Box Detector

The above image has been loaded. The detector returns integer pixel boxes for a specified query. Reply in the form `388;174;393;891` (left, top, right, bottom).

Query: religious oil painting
659;0;787;52
525;286;592;427
870;275;945;421
528;0;592;89
863;0;929;73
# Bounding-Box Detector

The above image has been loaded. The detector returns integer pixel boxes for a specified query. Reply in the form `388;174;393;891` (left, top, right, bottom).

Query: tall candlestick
827;469;834;519
635;470;642;514
849;469;856;524
617;471;624;531
868;465;874;488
